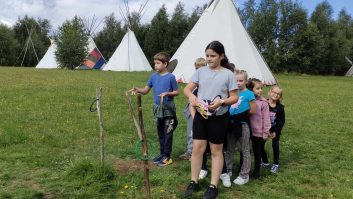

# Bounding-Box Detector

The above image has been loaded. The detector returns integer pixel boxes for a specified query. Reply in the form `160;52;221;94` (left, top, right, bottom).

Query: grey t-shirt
190;66;238;115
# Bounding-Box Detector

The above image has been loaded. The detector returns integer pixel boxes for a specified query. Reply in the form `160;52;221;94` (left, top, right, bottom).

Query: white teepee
171;0;277;85
36;37;103;69
345;57;353;76
36;39;58;69
103;29;151;71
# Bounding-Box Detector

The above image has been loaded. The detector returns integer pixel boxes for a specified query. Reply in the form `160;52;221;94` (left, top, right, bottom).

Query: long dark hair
205;41;234;72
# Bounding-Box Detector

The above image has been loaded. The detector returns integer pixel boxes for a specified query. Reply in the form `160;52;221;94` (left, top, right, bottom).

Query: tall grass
0;67;352;198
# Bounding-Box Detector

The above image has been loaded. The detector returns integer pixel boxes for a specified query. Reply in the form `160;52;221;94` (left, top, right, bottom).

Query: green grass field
0;67;352;199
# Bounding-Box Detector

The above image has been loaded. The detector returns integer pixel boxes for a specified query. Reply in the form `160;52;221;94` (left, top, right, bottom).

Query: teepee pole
137;95;151;199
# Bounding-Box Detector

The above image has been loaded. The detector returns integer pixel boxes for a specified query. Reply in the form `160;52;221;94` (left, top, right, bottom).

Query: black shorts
193;111;229;144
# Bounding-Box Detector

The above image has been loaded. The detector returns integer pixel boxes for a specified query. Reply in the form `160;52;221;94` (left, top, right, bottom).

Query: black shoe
203;184;218;199
250;172;260;179
184;181;200;198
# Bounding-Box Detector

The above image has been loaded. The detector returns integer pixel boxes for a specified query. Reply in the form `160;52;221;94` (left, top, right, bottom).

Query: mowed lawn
0;67;352;199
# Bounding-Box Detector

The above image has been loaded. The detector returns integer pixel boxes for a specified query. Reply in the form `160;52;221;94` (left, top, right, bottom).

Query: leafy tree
187;5;206;32
0;25;20;66
13;16;51;67
239;0;256;28
165;2;189;55
94;14;124;60
296;22;325;73
55;16;88;69
144;4;169;62
277;0;308;72
331;9;353;75
310;1;336;74
248;0;280;71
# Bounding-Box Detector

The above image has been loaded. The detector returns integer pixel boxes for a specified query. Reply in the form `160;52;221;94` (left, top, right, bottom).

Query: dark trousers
157;117;176;158
261;133;281;165
251;136;266;175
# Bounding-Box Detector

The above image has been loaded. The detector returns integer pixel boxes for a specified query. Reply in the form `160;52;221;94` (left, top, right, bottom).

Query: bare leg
191;139;207;182
210;142;224;186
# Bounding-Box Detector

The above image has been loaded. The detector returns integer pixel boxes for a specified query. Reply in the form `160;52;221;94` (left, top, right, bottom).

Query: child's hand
159;92;169;97
263;133;269;140
208;98;222;111
189;95;198;107
129;87;139;95
271;132;276;139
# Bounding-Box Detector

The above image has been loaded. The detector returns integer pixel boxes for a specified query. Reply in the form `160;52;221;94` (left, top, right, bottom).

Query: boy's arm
159;89;179;97
133;86;151;95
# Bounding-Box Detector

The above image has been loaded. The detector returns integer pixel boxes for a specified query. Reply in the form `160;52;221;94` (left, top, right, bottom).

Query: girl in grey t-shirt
183;41;238;199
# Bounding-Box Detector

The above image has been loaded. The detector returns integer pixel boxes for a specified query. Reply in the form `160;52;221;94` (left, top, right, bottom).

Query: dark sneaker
157;157;173;167
203;184;218;199
184;181;200;198
179;152;192;160
250;172;260;179
152;155;163;164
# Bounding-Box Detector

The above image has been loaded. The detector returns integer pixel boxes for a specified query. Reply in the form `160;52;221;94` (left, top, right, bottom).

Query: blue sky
0;0;352;29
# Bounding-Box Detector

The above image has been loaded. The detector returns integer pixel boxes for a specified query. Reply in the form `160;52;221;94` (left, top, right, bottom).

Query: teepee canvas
79;37;106;69
36;39;58;69
345;57;353;76
171;0;277;85
103;29;151;71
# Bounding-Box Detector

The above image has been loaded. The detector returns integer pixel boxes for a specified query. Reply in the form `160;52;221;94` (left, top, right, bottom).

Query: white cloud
0;0;209;32
0;19;12;27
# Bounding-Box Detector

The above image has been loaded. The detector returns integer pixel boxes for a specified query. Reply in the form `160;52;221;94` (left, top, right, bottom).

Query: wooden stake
96;88;105;165
137;95;151;199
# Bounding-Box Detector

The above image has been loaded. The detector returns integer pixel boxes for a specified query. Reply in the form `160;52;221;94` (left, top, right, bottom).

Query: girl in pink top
247;78;271;179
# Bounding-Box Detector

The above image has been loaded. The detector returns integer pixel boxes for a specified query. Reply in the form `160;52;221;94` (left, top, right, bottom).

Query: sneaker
199;170;208;180
233;176;249;185
271;164;279;173
184;181;200;198
220;173;231;188
261;162;270;168
157;157;173;167
250;172;260;179
179;152;192;160
152;155;164;164
203;184;218;199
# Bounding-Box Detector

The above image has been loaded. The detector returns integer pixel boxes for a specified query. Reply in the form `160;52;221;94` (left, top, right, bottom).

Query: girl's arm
249;100;256;114
209;89;238;110
262;103;271;139
184;82;198;106
274;105;285;134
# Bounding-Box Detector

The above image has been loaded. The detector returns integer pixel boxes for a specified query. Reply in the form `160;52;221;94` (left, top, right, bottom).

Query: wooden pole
137;95;151;199
96;88;105;165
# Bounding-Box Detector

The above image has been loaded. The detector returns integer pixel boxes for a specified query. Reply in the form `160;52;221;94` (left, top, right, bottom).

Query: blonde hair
194;57;207;68
269;85;283;101
235;69;248;80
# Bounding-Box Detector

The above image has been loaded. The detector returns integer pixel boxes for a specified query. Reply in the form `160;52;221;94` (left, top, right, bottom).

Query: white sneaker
220;173;231;187
233;176;249;185
199;170;208;180
271;164;279;173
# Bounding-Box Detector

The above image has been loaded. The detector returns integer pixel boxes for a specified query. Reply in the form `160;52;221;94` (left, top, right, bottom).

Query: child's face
269;87;282;101
154;60;167;72
252;82;263;97
205;49;223;68
236;73;246;90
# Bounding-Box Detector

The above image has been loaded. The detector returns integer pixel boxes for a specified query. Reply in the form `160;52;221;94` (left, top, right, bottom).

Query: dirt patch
115;159;157;174
27;180;40;190
43;192;55;199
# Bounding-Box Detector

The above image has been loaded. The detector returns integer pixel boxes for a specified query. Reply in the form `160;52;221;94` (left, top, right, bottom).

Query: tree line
0;0;352;75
